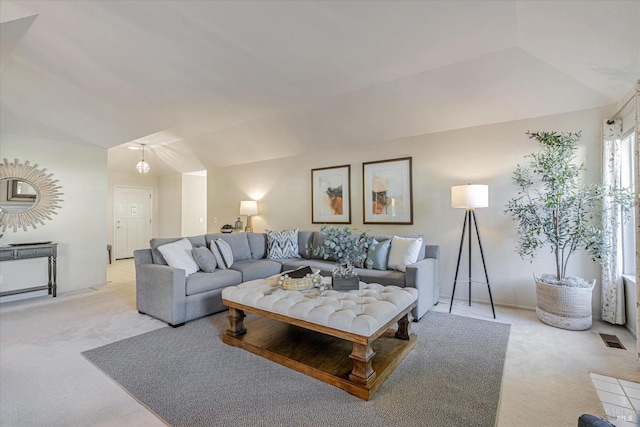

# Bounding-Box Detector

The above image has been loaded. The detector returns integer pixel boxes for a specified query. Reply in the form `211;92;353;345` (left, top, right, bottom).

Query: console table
0;243;58;297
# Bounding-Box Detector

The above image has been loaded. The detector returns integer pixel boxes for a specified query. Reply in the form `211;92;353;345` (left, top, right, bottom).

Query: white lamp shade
451;184;488;208
239;200;258;215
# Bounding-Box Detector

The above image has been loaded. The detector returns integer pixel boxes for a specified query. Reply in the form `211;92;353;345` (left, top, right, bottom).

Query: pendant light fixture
136;144;150;174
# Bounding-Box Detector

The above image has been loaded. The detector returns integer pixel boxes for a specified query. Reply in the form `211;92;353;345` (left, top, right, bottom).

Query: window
620;130;636;276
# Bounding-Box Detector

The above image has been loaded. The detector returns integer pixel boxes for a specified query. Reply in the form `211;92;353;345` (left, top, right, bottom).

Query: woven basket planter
534;275;595;331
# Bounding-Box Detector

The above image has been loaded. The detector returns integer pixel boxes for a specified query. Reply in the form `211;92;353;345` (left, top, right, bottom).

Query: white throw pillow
211;238;234;269
157;238;199;276
387;236;423;272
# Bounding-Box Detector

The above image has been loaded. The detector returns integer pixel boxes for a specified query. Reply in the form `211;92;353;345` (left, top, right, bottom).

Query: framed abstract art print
362;157;413;224
311;164;351;224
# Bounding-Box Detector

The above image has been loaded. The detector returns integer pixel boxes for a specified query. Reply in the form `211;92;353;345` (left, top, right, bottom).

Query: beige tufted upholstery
222;278;417;337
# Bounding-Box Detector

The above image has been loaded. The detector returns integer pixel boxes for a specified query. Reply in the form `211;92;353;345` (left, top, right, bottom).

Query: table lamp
239;201;258;232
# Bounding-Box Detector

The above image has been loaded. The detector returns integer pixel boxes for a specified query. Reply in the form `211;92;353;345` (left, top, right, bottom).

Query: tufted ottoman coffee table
221;277;418;400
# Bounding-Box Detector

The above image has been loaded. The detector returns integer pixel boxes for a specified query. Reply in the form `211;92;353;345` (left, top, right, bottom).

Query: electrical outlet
214;217;217;223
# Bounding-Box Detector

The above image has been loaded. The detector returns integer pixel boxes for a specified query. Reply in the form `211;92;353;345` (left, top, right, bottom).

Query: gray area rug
82;310;510;427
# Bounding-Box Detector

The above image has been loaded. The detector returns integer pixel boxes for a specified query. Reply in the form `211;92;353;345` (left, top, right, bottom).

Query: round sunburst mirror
0;159;64;232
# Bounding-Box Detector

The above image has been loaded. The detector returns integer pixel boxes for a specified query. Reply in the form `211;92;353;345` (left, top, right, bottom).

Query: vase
534;275;595;331
332;264;359;291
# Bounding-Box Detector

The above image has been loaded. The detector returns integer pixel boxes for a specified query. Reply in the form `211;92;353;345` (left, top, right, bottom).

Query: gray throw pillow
192;246;217;273
366;239;391;270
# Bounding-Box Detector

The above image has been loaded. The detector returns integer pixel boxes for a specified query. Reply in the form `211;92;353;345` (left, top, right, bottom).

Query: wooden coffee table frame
222;298;417;400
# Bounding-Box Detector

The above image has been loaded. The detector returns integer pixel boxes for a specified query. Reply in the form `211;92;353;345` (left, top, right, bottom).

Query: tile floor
106;256;136;283
590;372;640;426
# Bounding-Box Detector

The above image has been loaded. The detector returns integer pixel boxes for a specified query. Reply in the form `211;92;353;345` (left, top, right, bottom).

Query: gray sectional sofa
134;231;439;327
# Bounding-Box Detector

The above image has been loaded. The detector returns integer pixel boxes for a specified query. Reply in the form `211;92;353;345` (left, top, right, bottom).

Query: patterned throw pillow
210;238;234;269
266;229;301;259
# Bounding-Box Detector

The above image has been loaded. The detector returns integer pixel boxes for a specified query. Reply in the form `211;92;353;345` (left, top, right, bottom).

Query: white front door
114;186;152;259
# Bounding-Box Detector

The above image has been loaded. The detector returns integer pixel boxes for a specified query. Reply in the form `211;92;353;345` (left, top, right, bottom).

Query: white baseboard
442;296;535;312
0;290;48;304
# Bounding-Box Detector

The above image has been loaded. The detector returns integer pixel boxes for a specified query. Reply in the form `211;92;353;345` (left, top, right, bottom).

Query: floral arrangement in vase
312;225;375;278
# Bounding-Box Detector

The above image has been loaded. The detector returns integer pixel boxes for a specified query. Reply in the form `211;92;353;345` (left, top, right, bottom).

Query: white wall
158;174;182;238
1;134;108;293
207;106;612;313
182;174;207;236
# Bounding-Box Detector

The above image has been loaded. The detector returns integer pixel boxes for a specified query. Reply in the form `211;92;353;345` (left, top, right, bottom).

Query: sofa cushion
283;259;406;287
297;230;314;258
150;235;206;265
266;229;301;259
192;246;217;272
282;259;336;276
211;239;234;269
185;270;243;296
388;236;423;272
355;268;406;287
366;239;391;270
231;259;283;282
247;233;267;259
213;233;252;261
157;238;199;276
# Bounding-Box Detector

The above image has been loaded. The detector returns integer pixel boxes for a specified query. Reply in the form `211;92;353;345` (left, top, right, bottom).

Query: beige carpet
0;259;638;427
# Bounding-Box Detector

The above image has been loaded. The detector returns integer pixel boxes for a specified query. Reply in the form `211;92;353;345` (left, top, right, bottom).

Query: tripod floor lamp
449;184;496;318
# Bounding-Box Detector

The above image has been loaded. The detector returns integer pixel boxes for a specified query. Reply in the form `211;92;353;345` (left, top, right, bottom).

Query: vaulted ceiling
1;1;638;175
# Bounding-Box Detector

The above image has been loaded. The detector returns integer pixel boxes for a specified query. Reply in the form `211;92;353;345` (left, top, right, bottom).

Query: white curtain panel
635;80;640;361
602;118;626;326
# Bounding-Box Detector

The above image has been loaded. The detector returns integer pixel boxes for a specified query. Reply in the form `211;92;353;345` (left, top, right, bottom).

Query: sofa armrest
134;248;153;265
405;256;439;320
134;249;187;326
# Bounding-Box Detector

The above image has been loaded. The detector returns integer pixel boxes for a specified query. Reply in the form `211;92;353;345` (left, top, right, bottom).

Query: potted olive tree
505;131;633;330
312;225;375;290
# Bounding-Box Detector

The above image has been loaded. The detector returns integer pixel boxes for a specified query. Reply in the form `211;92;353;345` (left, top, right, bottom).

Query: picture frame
363;157;413;224
311;164;351;224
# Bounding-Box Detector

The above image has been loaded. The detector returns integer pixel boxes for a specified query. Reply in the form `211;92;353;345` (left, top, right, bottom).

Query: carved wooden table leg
395;313;411;340
349;342;376;385
226;307;246;337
